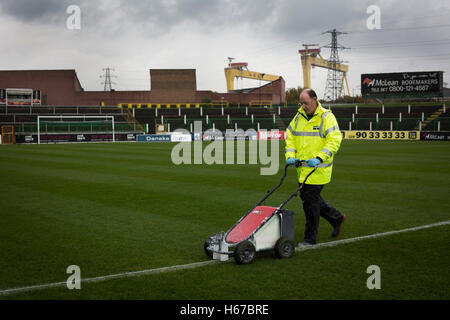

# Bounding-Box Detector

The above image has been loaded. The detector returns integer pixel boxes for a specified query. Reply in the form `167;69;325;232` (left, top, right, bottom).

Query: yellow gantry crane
224;58;280;92
299;44;350;96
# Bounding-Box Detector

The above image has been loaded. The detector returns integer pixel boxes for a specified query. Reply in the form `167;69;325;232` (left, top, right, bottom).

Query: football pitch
0;140;449;299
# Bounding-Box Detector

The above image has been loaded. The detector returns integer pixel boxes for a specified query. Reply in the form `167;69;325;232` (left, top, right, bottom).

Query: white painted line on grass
1;220;449;296
295;220;450;252
0;260;218;296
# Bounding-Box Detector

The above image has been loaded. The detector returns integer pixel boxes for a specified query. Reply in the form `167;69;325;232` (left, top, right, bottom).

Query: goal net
37;115;115;144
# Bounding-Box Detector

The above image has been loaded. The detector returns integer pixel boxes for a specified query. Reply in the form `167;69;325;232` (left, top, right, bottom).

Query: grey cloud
79;0;277;38
271;0;367;41
0;0;75;23
2;0;449;38
120;0;276;24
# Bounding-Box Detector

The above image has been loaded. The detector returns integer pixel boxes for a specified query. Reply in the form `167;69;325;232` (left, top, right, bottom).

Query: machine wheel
234;241;256;265
275;237;295;259
204;236;214;258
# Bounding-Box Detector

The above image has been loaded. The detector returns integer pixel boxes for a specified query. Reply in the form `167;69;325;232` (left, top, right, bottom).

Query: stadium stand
129;103;449;133
1;103;449;142
0;105;143;136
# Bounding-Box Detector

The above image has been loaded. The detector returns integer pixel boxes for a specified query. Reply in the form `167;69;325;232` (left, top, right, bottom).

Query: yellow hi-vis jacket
285;102;342;185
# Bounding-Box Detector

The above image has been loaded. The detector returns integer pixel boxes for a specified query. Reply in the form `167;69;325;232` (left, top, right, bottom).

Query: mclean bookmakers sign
361;71;443;98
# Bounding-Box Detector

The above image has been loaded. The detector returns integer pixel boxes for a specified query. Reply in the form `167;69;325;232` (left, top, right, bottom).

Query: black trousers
299;184;343;244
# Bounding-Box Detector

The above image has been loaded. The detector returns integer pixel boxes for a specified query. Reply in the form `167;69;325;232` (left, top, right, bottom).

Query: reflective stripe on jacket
285;102;342;185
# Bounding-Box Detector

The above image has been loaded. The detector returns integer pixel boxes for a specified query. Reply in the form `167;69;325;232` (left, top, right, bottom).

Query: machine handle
277;165;318;210
294;159;305;168
255;159;317;207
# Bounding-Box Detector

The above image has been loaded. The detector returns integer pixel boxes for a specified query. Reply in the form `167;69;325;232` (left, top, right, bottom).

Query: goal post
37;115;115;144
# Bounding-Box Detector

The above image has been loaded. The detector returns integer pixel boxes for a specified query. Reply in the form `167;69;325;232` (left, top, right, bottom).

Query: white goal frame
37;115;115;144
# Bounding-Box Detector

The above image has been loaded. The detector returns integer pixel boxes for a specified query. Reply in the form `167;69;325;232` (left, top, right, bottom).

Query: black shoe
332;214;346;238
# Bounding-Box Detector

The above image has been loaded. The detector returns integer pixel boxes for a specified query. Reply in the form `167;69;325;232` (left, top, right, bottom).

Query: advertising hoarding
361;71;443;98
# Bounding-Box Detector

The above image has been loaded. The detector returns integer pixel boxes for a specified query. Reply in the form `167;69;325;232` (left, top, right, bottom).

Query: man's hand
286;158;297;166
306;158;321;167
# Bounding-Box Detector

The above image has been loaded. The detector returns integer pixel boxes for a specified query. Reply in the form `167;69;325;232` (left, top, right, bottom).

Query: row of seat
1;104;444;117
1;104;448;133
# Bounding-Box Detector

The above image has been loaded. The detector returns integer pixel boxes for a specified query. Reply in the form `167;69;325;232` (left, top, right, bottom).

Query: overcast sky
2;0;450;99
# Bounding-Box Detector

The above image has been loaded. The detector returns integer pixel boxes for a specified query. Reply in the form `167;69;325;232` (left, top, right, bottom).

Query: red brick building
0;69;285;106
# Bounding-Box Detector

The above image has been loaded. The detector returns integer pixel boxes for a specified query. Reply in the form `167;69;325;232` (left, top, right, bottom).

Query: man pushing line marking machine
204;88;346;264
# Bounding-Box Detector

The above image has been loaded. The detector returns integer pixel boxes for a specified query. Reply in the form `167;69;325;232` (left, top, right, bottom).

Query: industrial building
0;69;285;106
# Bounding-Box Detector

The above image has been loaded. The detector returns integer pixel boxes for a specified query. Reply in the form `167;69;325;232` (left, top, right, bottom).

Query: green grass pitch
0;140;449;299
